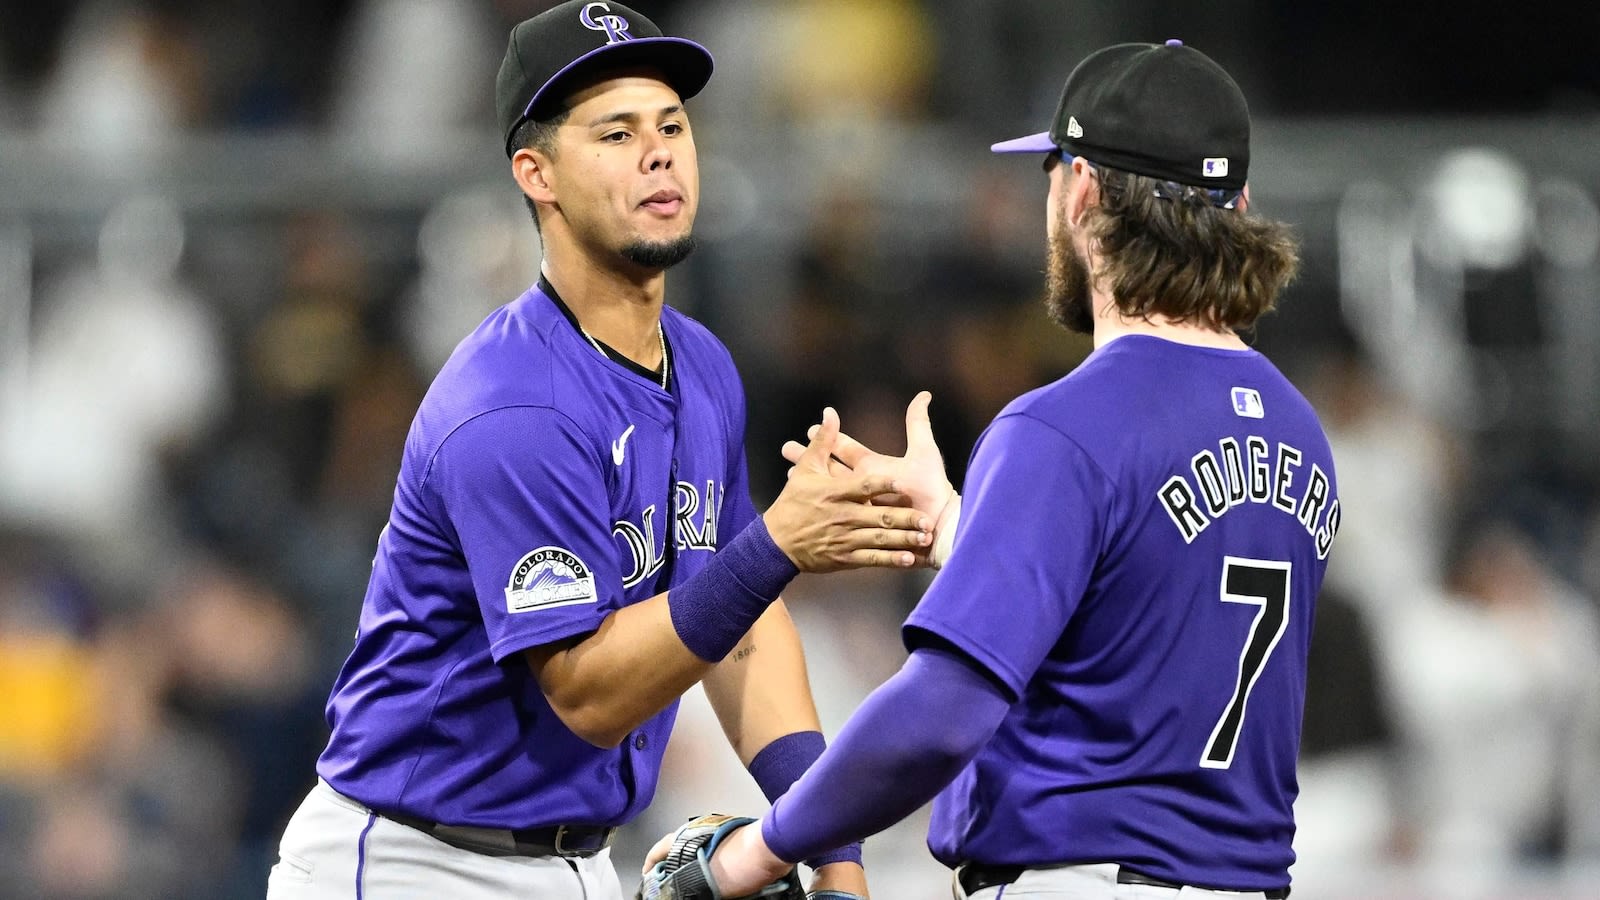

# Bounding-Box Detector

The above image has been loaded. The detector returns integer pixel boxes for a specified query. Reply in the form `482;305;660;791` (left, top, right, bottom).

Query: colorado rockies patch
505;547;597;613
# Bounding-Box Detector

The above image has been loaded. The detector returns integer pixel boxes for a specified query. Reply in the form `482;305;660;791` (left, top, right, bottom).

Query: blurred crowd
2;2;1600;898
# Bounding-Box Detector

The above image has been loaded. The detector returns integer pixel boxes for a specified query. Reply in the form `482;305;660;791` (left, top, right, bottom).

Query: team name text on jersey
614;479;725;587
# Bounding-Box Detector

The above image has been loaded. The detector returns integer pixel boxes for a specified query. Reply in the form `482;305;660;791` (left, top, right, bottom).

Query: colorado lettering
673;479;721;551
614;479;724;586
614;504;665;588
1158;438;1340;558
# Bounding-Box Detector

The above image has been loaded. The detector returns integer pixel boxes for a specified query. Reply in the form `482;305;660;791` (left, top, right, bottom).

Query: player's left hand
706;819;794;897
639;814;795;899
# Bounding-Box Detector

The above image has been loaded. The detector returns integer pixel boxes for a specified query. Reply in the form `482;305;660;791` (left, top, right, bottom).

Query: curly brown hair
1078;165;1301;331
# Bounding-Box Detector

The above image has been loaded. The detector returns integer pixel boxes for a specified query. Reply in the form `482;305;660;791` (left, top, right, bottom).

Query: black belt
383;811;616;858
956;862;1288;898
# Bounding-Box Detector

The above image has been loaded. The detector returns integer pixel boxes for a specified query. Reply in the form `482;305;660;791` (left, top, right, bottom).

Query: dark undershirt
538;274;671;392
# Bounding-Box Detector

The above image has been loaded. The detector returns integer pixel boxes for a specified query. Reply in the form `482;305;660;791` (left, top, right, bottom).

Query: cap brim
529;36;713;115
990;132;1058;154
509;37;715;154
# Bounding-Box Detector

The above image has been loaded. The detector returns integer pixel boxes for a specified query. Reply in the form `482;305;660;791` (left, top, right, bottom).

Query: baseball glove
635;814;804;900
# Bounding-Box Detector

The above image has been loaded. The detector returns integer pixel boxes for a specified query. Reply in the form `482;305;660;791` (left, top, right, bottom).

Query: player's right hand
782;391;956;528
763;407;931;572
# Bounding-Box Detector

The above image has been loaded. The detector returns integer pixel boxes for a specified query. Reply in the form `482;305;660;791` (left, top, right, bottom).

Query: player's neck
540;252;667;368
1091;300;1248;351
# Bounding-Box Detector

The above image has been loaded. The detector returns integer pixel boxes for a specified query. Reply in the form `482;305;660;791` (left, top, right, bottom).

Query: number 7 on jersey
1201;557;1292;769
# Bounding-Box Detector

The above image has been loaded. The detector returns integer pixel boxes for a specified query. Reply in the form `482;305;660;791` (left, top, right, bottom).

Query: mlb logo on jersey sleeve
505;547;597;612
1230;387;1264;418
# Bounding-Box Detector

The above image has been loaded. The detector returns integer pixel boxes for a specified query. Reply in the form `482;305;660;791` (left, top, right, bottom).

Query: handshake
638;394;963;900
767;392;962;574
635;815;862;900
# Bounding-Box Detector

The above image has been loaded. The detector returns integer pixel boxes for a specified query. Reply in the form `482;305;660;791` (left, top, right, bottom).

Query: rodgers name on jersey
1156;436;1340;558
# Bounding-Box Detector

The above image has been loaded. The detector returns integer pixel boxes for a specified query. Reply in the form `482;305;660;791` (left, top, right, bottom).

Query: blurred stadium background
2;1;1599;897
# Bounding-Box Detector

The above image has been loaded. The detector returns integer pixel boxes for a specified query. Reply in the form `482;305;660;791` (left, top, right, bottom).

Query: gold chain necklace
579;322;668;390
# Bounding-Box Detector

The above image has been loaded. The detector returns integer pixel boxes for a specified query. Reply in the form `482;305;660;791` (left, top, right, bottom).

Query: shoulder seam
994;410;1119;492
990;410;1119;574
420;404;599;489
507;297;566;342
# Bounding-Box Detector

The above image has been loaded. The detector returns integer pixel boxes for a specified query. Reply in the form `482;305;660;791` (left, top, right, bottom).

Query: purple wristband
748;732;863;870
799;841;863;871
670;517;799;662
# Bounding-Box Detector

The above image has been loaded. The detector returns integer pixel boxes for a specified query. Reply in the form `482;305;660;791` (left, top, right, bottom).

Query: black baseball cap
496;1;714;157
992;40;1249;191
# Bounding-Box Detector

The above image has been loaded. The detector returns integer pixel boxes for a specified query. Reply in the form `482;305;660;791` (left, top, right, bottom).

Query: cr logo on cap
580;2;633;44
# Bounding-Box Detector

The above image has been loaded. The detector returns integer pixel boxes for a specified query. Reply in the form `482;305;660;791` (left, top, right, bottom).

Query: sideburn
1045;203;1096;335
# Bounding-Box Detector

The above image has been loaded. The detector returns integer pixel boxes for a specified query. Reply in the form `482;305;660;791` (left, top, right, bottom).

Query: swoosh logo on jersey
612;424;636;465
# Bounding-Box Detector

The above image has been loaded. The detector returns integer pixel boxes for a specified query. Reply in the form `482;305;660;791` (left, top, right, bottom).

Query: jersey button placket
633;733;648;751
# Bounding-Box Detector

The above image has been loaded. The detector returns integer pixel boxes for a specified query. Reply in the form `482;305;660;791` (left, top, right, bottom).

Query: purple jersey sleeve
904;413;1115;698
427;405;623;663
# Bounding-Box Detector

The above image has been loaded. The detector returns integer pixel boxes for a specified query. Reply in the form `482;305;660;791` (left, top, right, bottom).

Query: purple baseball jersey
317;276;758;829
905;335;1339;890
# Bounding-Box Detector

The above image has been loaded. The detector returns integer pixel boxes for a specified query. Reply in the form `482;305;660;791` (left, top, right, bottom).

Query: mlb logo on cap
1230;387;1264;418
1204;158;1229;178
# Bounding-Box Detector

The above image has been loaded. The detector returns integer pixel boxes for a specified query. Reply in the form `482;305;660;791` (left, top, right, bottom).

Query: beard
1044;226;1095;335
621;234;697;270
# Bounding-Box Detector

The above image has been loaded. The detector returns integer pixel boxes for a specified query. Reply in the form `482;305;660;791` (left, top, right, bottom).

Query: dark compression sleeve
759;646;1011;863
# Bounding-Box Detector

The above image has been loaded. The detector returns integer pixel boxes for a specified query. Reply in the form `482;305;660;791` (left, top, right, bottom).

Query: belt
383;810;616;858
956;863;1289;899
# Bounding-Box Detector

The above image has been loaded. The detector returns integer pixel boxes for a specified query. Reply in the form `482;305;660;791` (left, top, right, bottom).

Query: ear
1064;157;1097;228
1236;183;1251;214
511;148;557;209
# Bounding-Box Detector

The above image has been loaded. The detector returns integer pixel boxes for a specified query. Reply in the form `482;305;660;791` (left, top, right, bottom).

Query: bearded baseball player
266;3;929;897
644;40;1341;900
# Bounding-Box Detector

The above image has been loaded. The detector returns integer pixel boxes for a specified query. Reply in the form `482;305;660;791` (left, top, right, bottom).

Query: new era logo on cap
989;41;1250;191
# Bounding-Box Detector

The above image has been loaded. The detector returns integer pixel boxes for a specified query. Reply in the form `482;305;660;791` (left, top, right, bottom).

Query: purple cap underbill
990;131;1059;154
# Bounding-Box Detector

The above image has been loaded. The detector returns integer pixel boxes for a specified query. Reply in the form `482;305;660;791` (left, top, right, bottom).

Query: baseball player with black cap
656;39;1340;900
266;2;921;897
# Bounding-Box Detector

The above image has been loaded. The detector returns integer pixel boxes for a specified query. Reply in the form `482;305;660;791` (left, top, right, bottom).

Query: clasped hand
762;404;937;572
779;392;956;561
